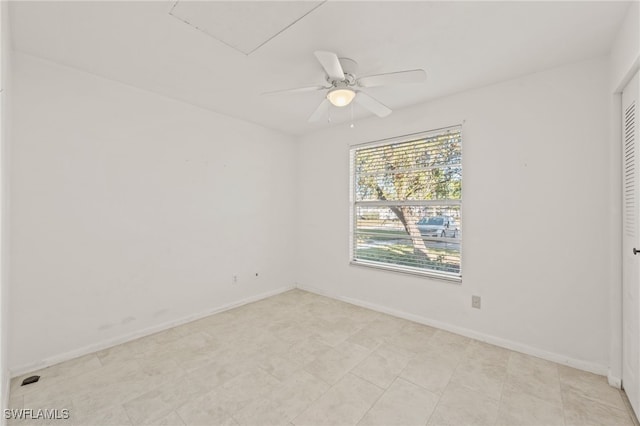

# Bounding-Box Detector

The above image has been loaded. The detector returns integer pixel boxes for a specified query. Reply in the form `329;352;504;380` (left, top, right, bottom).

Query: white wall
611;1;639;92
0;0;12;418
9;53;296;373
296;57;612;373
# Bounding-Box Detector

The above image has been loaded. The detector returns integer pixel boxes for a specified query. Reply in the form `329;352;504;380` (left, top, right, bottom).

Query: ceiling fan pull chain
350;102;355;128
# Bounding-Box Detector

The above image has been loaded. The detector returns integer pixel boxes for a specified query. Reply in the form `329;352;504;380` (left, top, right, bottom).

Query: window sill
350;260;462;283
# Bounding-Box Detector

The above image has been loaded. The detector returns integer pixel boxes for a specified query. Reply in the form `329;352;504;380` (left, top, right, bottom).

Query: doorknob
634;248;640;255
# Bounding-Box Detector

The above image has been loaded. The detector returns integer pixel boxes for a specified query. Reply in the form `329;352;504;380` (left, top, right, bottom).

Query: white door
623;70;640;417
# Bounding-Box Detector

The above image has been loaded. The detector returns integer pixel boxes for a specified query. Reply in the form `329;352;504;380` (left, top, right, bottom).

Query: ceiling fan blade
357;69;426;88
314;51;345;81
262;85;328;96
308;99;330;123
355;92;392;118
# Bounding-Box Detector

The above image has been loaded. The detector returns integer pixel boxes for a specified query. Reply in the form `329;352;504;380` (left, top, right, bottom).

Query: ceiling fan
264;51;427;122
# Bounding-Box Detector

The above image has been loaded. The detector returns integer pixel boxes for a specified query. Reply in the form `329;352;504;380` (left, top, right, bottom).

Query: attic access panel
169;1;325;55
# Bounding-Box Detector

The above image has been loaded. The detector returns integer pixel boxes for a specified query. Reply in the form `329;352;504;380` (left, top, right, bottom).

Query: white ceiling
10;1;631;136
169;1;325;55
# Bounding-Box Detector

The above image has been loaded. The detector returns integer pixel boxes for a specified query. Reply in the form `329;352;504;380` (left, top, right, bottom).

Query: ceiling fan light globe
327;88;356;107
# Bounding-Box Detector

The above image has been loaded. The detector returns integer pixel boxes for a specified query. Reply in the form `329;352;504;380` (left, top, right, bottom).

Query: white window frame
349;125;463;282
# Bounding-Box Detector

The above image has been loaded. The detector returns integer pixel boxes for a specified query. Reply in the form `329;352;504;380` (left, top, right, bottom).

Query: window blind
350;127;462;279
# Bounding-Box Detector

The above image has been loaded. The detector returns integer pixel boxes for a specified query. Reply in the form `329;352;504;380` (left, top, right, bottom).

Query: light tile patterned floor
7;289;638;426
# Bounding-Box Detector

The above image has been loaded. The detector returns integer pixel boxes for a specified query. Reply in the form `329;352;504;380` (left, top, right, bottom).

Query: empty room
0;0;639;425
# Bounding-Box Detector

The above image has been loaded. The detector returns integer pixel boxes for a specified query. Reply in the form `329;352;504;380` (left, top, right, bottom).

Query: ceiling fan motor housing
327;57;358;86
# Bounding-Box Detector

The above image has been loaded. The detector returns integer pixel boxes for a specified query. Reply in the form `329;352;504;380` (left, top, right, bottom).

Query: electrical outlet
472;295;481;309
232;275;238;284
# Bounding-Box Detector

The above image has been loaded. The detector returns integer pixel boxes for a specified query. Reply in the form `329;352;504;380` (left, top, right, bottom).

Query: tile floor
7;289;638;426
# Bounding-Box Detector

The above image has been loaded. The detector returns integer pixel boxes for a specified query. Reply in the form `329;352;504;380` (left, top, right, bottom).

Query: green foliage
355;132;462;203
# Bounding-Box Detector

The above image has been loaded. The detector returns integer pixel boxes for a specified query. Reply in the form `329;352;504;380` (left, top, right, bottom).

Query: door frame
612;62;640;399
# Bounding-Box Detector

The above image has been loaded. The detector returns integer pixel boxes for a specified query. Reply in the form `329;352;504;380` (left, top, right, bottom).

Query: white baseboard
10;285;294;377
608;371;622;389
296;283;609;377
11;282;611;381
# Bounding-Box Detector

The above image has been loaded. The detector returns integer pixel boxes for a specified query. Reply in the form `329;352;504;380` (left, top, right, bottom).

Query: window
350;126;462;281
